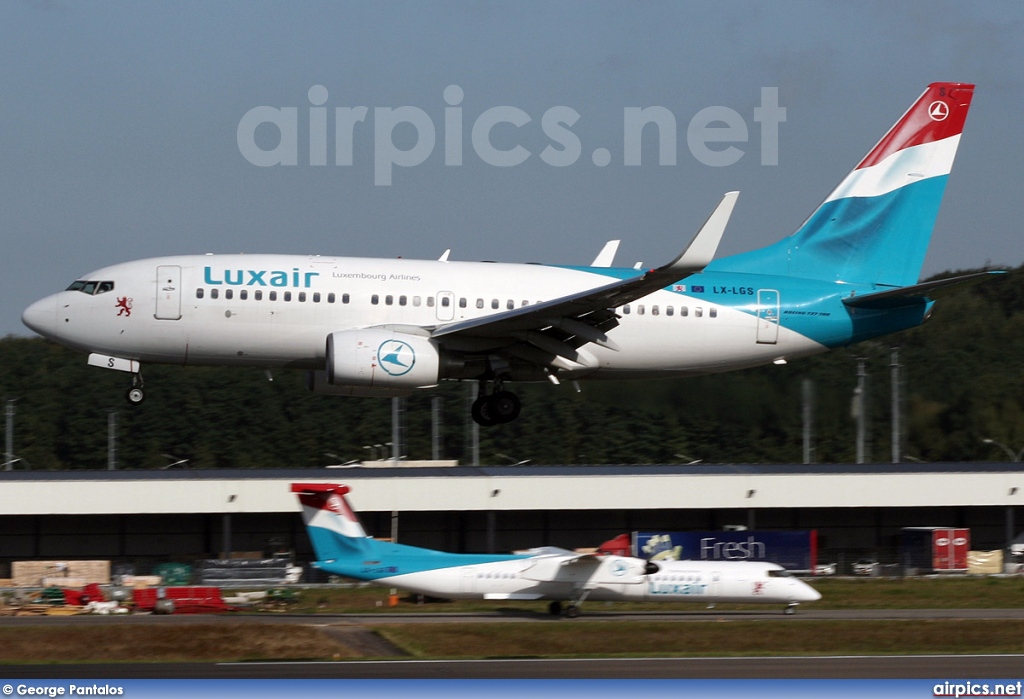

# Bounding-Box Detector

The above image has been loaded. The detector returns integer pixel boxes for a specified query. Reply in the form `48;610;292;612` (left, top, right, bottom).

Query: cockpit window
66;280;115;295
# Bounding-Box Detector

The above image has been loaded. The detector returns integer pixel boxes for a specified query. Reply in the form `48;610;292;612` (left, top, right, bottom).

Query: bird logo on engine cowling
377;339;416;376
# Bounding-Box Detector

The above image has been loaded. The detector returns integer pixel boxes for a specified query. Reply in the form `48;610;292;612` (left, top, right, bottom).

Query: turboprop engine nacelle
326;328;441;390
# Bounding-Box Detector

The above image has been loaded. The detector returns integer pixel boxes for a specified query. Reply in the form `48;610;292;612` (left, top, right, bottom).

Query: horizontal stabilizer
842;270;1006;310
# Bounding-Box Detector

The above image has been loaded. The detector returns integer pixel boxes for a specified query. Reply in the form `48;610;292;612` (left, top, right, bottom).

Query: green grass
5;577;1022;664
376;620;1024;659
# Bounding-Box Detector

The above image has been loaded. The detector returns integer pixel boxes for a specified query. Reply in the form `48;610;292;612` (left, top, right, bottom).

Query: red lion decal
116;297;133;317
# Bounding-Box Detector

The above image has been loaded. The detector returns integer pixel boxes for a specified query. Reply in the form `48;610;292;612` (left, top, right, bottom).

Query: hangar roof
0;463;1021;516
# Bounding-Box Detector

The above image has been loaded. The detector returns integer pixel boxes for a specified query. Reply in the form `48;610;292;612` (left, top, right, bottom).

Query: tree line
2;266;1021;470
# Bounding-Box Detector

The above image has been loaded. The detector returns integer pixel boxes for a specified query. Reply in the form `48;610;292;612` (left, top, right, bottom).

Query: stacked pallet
11;561;111;587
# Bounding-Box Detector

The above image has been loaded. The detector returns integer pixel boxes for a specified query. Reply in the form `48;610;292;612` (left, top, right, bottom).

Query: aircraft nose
799;581;822;602
22;295;58;338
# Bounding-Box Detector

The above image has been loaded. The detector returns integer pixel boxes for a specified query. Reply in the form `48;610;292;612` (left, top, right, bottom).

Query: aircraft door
155;265;182;320
709;571;722;598
459;567;476;594
436;291;455;322
756;289;780;344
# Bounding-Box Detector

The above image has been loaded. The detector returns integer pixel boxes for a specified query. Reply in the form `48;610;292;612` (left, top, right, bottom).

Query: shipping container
901;527;970;572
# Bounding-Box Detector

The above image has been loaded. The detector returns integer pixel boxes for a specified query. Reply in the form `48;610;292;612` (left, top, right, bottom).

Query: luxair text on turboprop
203;267;320;287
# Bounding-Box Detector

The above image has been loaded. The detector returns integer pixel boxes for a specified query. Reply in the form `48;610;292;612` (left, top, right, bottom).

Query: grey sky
3;1;1022;337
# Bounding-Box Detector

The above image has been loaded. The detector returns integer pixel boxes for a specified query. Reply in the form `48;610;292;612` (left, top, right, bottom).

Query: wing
430;192;738;374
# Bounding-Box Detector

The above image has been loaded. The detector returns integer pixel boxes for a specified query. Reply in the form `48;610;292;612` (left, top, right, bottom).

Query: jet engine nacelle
326;328;440;390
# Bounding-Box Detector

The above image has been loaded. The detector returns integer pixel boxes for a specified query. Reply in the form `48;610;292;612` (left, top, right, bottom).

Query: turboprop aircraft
23;83;996;425
293;483;821;616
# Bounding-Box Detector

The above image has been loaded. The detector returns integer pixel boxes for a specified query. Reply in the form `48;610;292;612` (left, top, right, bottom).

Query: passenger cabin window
225;289;233;300
196;288;204;299
695;307;703;317
622;304;631;315
666;306;674;316
255;290;263;301
476;298;484;309
240;290;248;300
491;299;499;309
210;288;219;299
312;292;320;303
371;294;379;305
283;291;292;302
709;307;717;318
269;291;277;301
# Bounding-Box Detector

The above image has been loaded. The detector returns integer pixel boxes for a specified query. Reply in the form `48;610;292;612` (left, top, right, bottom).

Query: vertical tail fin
713;82;975;287
291;483;372;563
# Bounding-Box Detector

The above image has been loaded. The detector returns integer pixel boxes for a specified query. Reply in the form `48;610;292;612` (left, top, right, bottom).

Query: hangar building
0;463;1020;577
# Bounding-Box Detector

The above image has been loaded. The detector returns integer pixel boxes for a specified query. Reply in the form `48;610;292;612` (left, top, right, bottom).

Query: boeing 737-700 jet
23;83;997;425
293;483;821;616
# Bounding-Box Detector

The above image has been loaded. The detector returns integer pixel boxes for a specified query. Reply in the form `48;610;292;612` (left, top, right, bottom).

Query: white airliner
293;483;821;616
23;83;997;425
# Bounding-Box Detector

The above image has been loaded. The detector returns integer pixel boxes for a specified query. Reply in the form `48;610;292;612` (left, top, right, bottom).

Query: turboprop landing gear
471;381;521;426
784;603;799;615
125;373;145;405
552;589;591;619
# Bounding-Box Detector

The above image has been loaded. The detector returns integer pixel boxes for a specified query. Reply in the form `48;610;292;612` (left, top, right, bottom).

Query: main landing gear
548;600;580;618
471;381;521;426
548;588;592;618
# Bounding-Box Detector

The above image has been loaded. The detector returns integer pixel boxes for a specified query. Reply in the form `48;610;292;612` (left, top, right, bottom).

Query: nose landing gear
125;373;145;405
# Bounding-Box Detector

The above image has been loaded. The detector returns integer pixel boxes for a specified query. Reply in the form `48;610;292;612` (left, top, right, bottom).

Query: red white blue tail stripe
712;83;975;288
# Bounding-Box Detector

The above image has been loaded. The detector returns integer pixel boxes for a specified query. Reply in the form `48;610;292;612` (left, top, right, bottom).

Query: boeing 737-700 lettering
22;83;999;425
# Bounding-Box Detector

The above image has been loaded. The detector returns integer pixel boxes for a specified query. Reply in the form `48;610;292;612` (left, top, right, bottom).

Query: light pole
982;438;1024;462
4;399;14;471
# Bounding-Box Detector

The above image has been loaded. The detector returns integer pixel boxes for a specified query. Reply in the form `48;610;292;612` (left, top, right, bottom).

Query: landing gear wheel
471;395;499;427
126;387;145;405
565;604;580;619
784;604;797;615
490;391;521;423
548;601;562;616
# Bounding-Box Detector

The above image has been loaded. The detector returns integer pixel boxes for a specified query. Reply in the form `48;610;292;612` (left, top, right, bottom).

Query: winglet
662;191;738;274
590;240;621;267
